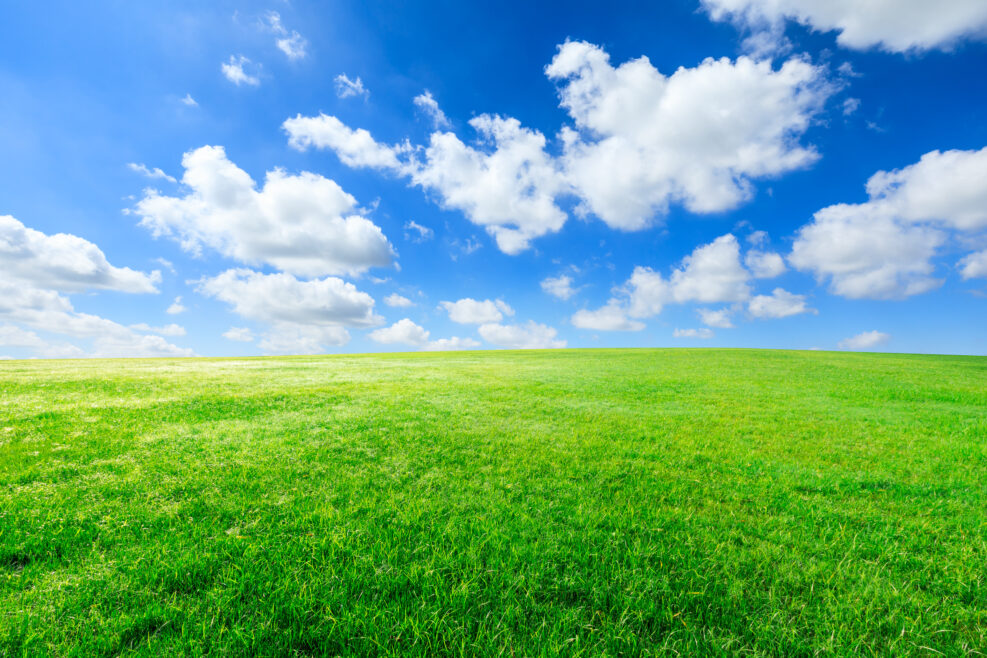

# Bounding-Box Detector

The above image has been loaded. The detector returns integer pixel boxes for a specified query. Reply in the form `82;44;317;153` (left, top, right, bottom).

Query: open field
1;349;985;656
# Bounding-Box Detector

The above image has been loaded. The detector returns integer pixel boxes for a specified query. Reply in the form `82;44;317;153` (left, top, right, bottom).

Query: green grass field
1;349;985;656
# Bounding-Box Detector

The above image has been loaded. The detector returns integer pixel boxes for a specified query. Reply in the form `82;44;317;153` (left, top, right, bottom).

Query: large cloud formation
790;147;987;299
702;0;987;53
0;215;191;358
283;41;833;254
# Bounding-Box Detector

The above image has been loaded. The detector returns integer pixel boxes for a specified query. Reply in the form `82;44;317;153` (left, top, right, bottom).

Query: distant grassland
1;349;985;656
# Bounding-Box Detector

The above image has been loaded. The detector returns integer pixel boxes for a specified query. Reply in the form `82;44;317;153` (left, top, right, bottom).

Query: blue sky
2;0;986;358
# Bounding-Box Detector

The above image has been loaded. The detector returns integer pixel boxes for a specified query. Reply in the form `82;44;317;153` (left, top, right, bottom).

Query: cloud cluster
1;215;160;294
574;233;812;331
197;268;382;353
283;40;833;254
790;147;987;299
0;230;191;359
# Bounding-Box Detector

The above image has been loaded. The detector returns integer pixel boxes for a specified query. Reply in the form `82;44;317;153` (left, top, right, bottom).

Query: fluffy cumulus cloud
571;302;644;331
132;146;393;277
0;215;160;293
369;318;430;346
285;112;566;254
959;250;987;279
574;233;817;331
838;330;890;350
546;41;831;230
439;298;514;324
702;0;987;53
541;274;577;300
197;268;381;354
478;321;566;349
790;148;987;299
748;288;814;318
0;280;192;358
745;249;787;278
384;293;414;307
284;41;831;254
284;113;408;170
698;308;734;328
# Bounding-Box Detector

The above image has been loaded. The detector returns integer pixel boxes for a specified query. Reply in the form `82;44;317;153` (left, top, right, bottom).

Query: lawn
1;349;985;656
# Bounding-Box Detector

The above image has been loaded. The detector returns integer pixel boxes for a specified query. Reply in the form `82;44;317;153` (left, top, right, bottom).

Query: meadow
0;348;985;656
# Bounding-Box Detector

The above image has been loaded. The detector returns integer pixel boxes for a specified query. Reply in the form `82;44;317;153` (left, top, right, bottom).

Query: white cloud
422;336;481;351
410;116;568;254
369;318;429;346
284;113;408;170
861;148;987;232
128;163;177;183
404;220;434;242
257;324;350;355
181;94;198;107
546;41;832;230
745;250;787;278
702;0;987;53
748;287;814;318
129;323;186;336
838;330;890;350
223;327;254;342
0;214;160;294
790;204;944;299
959;250;987;279
0;323;84;358
541;274;577;300
478;321;566;349
439;298;514;324
572;301;644;331
166;296;186;315
788;148;987;299
222;55;260;86
667;234;751;304
842;97;861;116
198;268;380;328
0;281;192;359
384;293;414;308
414;90;451;129
334;74;368;99
674;328;714;339
576;233;773;328
286;113;565;254
198;269;381;355
133;145;393;277
698;308;734;328
285;41;832;254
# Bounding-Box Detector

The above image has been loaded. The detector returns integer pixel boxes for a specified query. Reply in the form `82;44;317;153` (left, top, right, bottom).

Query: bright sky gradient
2;0;986;358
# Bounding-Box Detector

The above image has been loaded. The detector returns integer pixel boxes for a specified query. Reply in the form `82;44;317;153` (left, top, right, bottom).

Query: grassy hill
1;349;985;655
